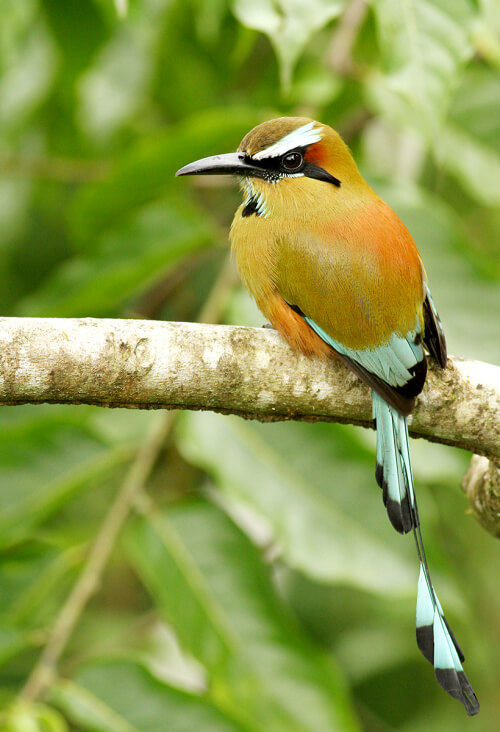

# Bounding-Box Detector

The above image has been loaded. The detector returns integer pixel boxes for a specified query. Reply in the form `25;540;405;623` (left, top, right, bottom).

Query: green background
1;0;499;729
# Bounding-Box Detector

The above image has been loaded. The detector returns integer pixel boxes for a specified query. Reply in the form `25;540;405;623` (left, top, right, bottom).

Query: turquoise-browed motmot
176;117;479;715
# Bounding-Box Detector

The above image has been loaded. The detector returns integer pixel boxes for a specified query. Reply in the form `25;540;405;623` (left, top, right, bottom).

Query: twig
462;455;500;539
18;411;176;702
114;0;128;18
329;0;368;75
0;154;111;183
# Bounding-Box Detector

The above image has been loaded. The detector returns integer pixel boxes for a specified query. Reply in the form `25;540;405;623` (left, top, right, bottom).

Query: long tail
372;392;479;715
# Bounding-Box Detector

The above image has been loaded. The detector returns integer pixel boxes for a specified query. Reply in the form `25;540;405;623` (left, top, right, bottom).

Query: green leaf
77;0;166;141
19;200;213;317
126;504;237;677
438;123;500;207
176;413;414;594
0;5;57;131
125;499;360;731
369;0;476;137
473;0;500;66
448;67;500;153
0;541;83;628
0;406;129;547
2;701;68;732
436;68;500;206
69;108;263;243
233;0;347;90
40;0;108;76
50;665;242;732
0;626;31;667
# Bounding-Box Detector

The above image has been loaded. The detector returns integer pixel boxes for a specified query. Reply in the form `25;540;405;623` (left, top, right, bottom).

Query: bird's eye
281;151;304;172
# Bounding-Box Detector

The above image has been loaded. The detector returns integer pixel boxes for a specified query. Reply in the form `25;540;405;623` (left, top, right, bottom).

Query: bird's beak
175;152;263;178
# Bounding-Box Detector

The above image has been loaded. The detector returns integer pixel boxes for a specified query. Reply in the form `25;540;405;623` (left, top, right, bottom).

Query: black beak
175;152;264;178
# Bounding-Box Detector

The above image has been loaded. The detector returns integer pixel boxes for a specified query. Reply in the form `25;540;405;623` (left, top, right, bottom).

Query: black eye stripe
304;163;341;187
244;146;307;171
244;146;341;187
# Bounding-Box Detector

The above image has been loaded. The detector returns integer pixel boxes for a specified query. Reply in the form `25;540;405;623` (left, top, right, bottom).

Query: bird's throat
240;178;269;218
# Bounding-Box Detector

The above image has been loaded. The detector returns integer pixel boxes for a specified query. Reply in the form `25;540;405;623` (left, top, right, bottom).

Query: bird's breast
230;193;425;352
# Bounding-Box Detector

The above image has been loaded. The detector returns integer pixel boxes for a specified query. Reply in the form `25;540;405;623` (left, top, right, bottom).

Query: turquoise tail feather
372;392;479;715
291;307;477;712
372;391;415;533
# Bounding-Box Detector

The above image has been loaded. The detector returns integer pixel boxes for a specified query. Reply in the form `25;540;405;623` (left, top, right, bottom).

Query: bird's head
176;117;364;218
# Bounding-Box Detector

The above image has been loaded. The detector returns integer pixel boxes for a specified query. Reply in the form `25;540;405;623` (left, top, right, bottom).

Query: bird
176;117;479;715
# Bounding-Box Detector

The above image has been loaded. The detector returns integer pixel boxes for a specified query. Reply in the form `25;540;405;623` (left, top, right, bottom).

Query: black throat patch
241;190;265;217
242;197;259;217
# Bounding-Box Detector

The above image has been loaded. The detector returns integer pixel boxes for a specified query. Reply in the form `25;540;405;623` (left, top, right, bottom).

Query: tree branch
329;0;368;76
0;317;498;460
462;455;500;538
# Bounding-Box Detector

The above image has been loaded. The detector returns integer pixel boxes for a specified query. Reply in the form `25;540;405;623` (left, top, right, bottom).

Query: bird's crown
238;117;323;158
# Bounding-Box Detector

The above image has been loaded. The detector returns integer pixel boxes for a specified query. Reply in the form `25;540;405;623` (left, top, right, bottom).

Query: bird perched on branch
176;117;479;715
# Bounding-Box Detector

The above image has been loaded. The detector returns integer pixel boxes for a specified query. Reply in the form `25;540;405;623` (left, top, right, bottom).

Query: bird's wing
287;304;427;416
422;282;447;368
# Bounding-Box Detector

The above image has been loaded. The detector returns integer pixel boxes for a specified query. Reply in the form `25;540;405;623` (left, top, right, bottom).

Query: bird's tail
372;392;479;715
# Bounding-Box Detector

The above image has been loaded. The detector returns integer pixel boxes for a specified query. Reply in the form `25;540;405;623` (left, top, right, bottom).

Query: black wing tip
423;291;447;368
337;352;416;416
392;356;427;402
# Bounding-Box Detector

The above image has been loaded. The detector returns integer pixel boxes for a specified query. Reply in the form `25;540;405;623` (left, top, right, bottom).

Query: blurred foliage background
1;0;500;729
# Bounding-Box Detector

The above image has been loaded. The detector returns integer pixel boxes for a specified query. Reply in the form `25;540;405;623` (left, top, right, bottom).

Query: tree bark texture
0;317;498;459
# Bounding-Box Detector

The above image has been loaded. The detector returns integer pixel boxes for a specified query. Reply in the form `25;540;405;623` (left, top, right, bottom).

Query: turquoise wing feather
301;313;426;416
